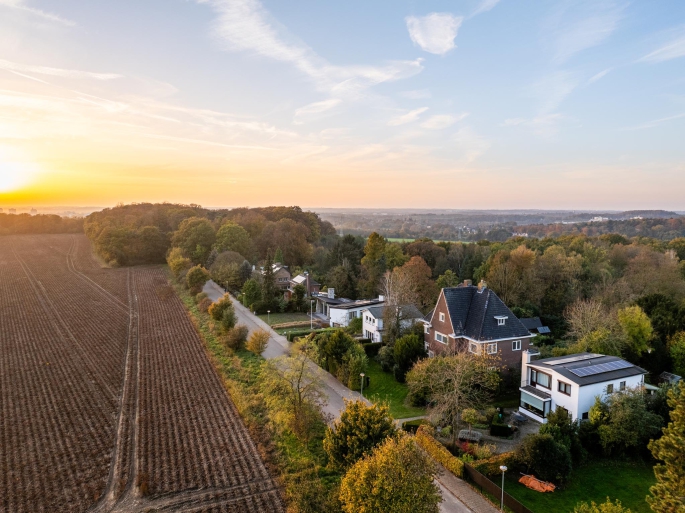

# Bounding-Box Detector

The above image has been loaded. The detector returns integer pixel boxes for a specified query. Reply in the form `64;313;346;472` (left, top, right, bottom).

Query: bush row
360;341;381;358
415;425;464;478
286;328;335;342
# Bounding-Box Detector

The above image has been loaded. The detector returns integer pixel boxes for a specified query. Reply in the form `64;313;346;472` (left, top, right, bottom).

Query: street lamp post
499;465;508;511
360;373;366;398
267;310;270;325
310;300;315;330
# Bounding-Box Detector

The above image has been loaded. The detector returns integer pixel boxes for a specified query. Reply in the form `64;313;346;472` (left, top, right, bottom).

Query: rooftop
365;304;423;320
528;352;647;386
330;298;385;310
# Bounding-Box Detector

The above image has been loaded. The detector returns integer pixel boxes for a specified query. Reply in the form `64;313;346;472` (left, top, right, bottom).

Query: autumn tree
670;332;685;377
324;400;397;469
339;433;441;513
246;329;270;354
486;244;537;306
618;305;653;357
407;352;500;441
257;218;312;266
171;216;216;265
574;498;632;513
167;246;192;278
208;293;237;332
648;381;685;513
214;221;252;259
436;269;460;289
566;298;612;340
185;264;209;293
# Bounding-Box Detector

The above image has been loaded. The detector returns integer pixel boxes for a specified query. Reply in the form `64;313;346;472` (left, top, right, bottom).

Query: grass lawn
504;459;655;513
364;360;426;420
257;312;312;326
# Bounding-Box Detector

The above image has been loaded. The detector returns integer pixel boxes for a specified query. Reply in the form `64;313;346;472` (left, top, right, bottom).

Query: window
512;340;522;351
498;318;505;326
495;315;508;326
428;350;435;358
435;332;448;344
531;369;551;389
424;325;430;334
606;384;614;394
558;381;572;395
439;312;445;322
469;342;478;354
582;412;589;420
619;381;626;391
486;342;497;354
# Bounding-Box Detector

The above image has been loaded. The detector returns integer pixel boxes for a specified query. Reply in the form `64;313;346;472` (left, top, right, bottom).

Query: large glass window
520;392;551;419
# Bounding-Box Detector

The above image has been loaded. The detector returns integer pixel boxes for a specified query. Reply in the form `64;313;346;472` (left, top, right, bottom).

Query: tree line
0;213;83;235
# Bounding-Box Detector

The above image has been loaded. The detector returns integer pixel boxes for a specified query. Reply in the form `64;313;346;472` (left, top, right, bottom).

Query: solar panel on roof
547;354;603;366
537;326;551;334
569;360;633;377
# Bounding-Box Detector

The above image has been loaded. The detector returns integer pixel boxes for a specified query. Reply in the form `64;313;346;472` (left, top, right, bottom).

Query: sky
0;0;684;210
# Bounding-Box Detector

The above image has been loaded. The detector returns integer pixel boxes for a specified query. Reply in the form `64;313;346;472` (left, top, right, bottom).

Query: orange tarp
519;474;556;493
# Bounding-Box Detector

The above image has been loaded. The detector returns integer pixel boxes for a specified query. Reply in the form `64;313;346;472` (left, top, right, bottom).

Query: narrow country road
203;280;478;513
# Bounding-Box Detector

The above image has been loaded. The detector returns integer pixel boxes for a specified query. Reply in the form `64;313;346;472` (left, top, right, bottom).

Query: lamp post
499;465;508;511
267;310;270;325
310;300;315;330
360;373;366;398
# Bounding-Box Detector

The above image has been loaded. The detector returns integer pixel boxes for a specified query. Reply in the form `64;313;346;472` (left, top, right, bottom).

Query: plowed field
0;234;283;513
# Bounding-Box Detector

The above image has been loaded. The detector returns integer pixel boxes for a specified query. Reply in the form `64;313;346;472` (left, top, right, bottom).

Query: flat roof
529;352;646;386
330;299;384;310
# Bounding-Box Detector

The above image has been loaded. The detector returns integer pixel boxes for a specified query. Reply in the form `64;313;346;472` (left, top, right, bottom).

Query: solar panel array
569;360;633;377
547;354;602;366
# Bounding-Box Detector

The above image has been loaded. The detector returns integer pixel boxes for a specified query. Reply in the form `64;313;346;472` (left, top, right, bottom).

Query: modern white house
361;304;424;342
328;297;385;328
519;349;647;423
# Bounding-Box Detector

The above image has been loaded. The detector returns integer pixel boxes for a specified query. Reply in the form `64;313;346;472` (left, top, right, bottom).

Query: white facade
329;300;385;328
362;311;384;342
519;350;646;423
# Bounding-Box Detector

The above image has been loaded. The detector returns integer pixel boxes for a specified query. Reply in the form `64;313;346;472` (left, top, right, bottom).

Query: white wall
575;374;644;420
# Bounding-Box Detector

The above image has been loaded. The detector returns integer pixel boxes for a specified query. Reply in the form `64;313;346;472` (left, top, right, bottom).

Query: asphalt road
203;280;475;513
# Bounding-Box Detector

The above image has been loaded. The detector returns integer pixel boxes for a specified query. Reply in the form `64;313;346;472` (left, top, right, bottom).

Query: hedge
402;419;429;433
489;423;514;437
361;342;382;358
471;452;513;477
415;424;464;478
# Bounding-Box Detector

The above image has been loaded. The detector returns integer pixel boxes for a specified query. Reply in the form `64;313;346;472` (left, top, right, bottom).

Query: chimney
521;348;540;387
478;279;487;291
378;295;385;302
328;288;335;299
463;279;472;287
305;271;310;296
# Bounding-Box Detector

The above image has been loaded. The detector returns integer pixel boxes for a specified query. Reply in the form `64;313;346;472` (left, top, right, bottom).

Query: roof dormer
495;315;508;326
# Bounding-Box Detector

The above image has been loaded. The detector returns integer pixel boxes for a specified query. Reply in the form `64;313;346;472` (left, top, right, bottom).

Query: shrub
514;433;572;484
402;419;429;433
247;329;270;354
415;424;464;478
573;498;633;513
471;452;512;477
224;324;249;350
361;342;381;358
489;423;514;437
377;345;394;372
167;247;191;278
195;292;208;303
197;297;213;313
220;308;237;332
186;264;210;293
208;293;236;331
393;334;427;383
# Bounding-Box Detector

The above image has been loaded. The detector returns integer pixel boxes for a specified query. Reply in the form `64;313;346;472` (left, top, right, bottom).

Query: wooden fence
463;464;534;513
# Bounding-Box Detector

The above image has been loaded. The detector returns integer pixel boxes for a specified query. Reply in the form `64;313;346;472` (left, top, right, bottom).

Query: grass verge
503;459;654;513
170;271;342;511
365;359;426;419
257;312;313;326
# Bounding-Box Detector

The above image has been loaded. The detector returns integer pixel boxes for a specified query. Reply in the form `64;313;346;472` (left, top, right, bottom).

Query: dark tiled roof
442;286;531;341
529;352;647;386
365;304;424;320
520;317;543;330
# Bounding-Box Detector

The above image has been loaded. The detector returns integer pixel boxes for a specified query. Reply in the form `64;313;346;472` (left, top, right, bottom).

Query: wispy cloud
638;30;685;63
406;13;463;56
293;98;341;124
471;0;501;18
0;59;122;81
388;107;429;126
545;1;624;63
198;0;423;99
421;113;467;130
399;89;431;100
454;126;490;162
535;71;579;115
588;67;612;84
0;0;75;26
622;112;685;130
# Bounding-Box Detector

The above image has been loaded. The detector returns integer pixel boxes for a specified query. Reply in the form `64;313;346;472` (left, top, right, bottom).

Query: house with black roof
519;317;551;335
362;304;424;343
519;349;647;423
424;280;534;367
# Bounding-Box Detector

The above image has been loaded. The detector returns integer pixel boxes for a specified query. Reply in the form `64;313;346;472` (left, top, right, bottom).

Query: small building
519;317;551;335
287;272;320;298
519;350;647;423
313;289;352;319
328;297;386;328
262;263;291;292
424;280;534;368
362;304;424;343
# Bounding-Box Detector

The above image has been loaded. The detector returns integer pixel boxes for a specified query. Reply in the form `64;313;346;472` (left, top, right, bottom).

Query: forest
0;213;83;235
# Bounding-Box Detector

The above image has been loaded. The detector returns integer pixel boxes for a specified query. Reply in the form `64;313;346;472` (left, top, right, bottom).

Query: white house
519;350;647;423
362;304;424;342
328;297;385;328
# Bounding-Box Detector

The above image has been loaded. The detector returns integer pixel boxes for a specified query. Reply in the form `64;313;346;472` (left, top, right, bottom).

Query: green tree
461;408;480;437
274;247;284;263
167;246;192;278
324;400;397;469
540;405;585;463
436;269;460;289
327;264;358;300
339;433;441;513
185;264;210;292
208;293;236;332
574;498;633;513
360;232;387;297
214;221;252;258
171;216;216;265
618;305;654;357
290;283;306;312
261;252;277;306
241;278;261;310
515;433;572;484
648;381;685;513
669;332;685;377
393;333;427;383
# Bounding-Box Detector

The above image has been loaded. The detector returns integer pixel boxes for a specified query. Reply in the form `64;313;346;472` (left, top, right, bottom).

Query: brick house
262;263;291;292
424;280;534;369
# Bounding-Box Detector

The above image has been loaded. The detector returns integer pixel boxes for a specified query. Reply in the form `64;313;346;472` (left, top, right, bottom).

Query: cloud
502;113;566;135
406;13;463;55
534;71;579;114
588;67;612;84
454;126;490;162
0;59;122;81
0;0;75;26
622;112;685;131
198;0;423;99
293;98;341;124
471;0;501;17
545;1;624;63
638;31;685;63
420;113;467;130
399;89;431;99
388;107;429;126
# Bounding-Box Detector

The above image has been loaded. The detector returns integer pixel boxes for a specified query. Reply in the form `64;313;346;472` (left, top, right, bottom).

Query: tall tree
648;381;685;513
261;251;276;304
360;232;387;297
618;305;654;357
171;217;216;265
214;221;252;259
